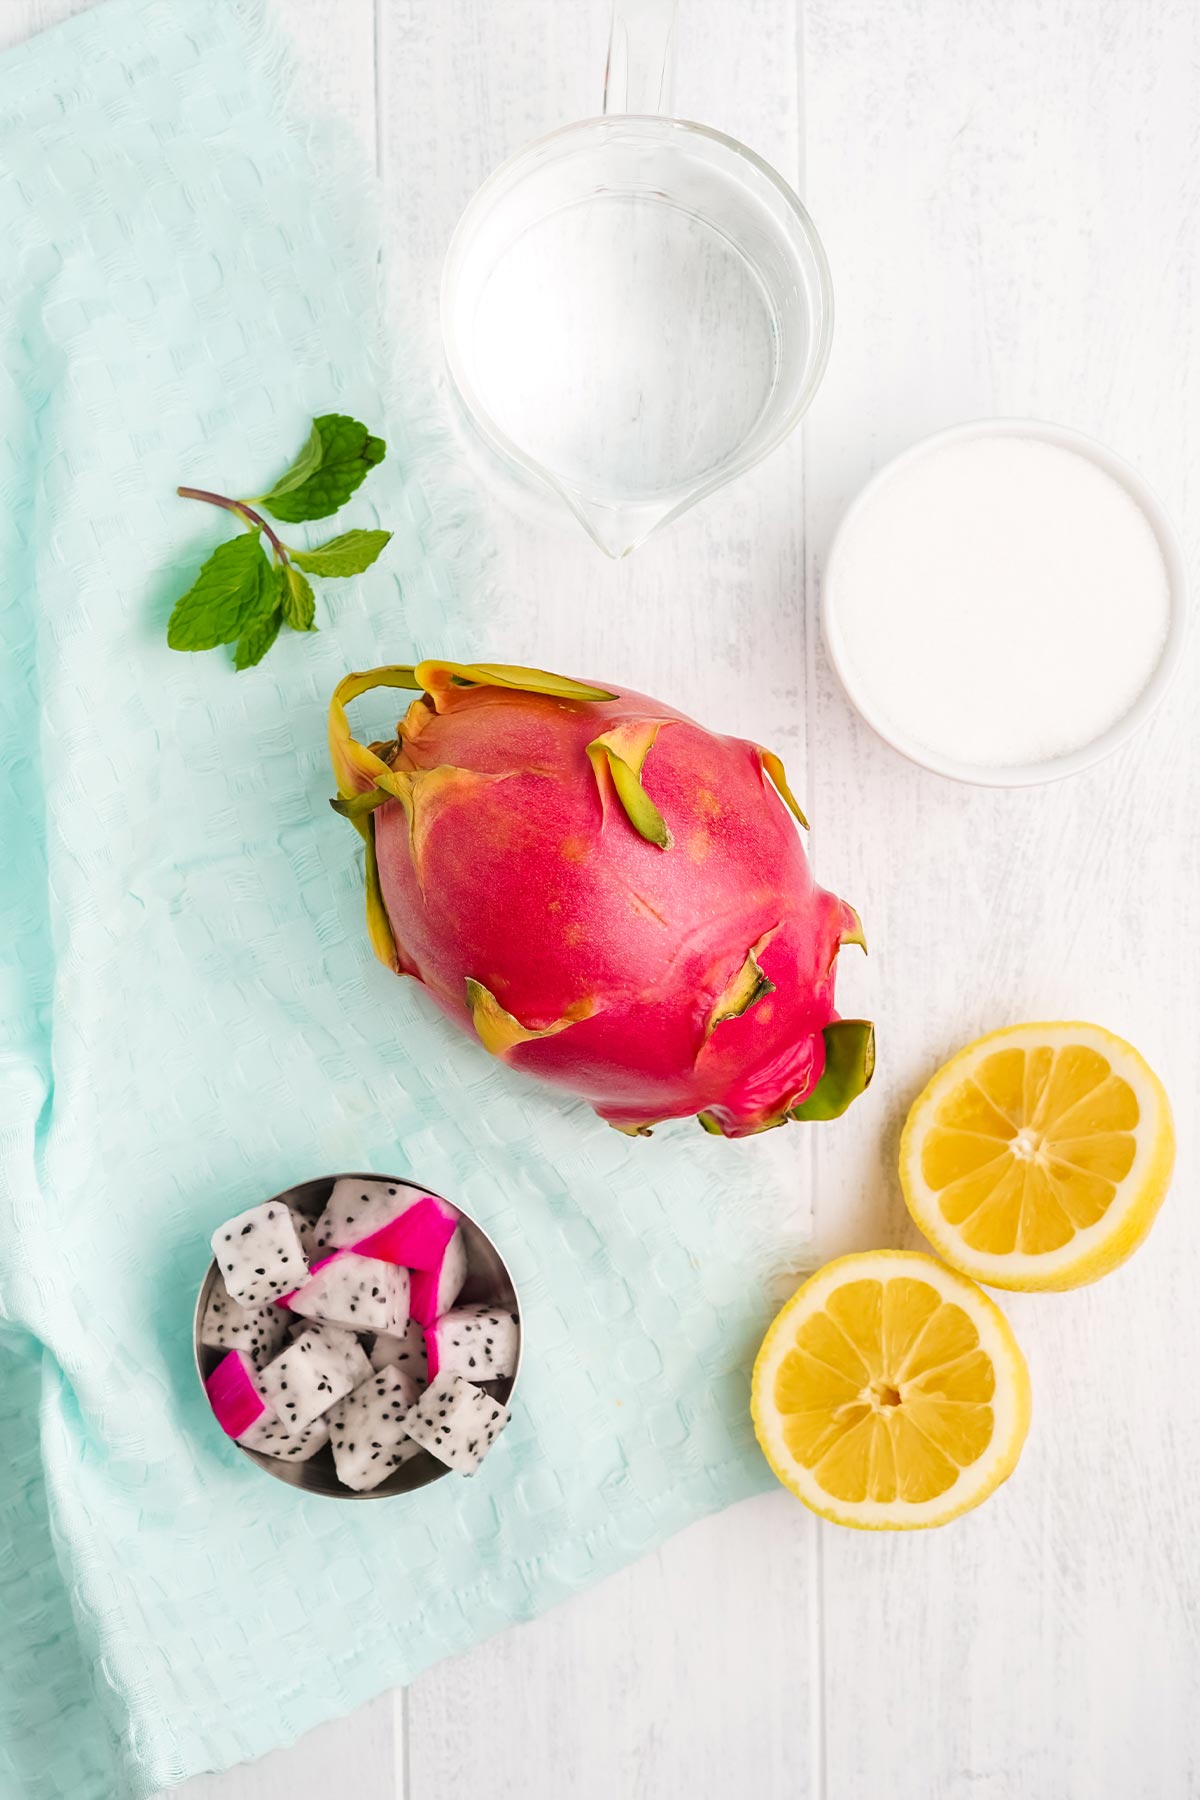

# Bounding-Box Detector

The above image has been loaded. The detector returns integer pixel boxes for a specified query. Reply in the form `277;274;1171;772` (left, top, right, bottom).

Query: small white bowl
822;418;1189;787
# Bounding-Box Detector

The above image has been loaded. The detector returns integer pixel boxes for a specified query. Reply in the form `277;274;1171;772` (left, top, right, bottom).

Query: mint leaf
235;606;283;669
258;414;386;523
258;421;324;501
167;531;268;651
290;529;392;577
281;564;316;631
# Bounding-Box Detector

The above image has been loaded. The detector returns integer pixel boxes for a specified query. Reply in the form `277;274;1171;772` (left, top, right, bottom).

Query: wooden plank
803;0;1200;1794
385;2;821;1797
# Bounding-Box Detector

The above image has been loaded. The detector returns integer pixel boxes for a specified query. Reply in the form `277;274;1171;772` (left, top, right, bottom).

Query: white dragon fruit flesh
408;1227;468;1326
370;1318;428;1383
211;1201;308;1308
314;1178;460;1270
402;1374;510;1475
239;1411;331;1463
327;1367;424;1492
257;1321;371;1432
290;1208;321;1263
200;1282;290;1367
426;1303;520;1383
282;1251;409;1335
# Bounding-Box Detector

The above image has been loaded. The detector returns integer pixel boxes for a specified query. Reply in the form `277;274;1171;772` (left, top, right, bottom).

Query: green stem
176;487;290;563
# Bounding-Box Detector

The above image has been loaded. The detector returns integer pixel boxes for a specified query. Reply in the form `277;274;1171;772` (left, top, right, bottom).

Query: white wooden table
7;0;1199;1794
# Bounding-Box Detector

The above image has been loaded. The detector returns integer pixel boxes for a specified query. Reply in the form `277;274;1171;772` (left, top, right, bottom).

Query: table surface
6;1;1199;1796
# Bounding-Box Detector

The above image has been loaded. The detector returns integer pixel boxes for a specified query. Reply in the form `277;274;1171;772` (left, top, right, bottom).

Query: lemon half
752;1250;1031;1530
900;1022;1174;1291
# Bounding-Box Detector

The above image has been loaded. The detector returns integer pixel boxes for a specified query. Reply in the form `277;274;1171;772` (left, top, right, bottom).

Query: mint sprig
168;414;392;671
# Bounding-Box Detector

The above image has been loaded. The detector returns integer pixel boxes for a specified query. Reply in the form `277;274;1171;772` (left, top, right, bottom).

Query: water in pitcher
465;191;784;527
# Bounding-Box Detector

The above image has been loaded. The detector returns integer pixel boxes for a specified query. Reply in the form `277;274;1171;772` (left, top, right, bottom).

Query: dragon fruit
210;1201;308;1308
256;1321;371;1432
328;661;872;1137
200;1282;290;1367
327;1367;423;1492
370;1319;428;1383
290;1208;320;1263
426;1303;519;1383
403;1374;510;1475
205;1349;268;1440
239;1412;331;1463
314;1177;459;1269
282;1251;409;1334
204;1353;330;1462
408;1228;467;1327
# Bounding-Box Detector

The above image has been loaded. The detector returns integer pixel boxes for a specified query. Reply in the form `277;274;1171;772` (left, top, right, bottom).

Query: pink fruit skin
352;1194;458;1270
205;1349;266;1439
370;672;862;1137
424;1326;440;1381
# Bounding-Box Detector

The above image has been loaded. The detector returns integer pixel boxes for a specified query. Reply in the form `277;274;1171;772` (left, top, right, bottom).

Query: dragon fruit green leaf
408;1227;467;1327
402;1375;510;1476
370;1319;428;1383
200;1282;290;1367
425;1302;519;1383
284;1251;409;1334
328;1367;423;1492
257;1322;371;1432
328;661;871;1138
211;1200;309;1308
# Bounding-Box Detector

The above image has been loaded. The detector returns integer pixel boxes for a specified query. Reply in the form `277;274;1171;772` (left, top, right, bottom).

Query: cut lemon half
752;1251;1030;1530
900;1022;1174;1291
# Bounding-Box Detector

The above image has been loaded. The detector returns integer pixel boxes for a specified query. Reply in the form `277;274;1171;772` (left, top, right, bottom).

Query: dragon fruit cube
205;1349;268;1440
257;1322;371;1432
426;1303;519;1383
314;1178;460;1270
283;1251;409;1334
369;1318;428;1383
408;1227;468;1326
402;1375;510;1475
290;1208;321;1263
211;1201;308;1308
328;1367;424;1492
239;1412;331;1463
200;1282;290;1367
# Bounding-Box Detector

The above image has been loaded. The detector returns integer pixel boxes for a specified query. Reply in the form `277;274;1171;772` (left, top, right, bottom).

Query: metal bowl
193;1173;521;1499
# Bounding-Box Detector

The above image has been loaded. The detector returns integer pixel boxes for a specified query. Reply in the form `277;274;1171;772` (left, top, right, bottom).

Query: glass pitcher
441;0;833;558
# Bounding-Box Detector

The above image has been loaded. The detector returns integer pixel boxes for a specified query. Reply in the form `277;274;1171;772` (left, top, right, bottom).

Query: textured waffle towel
0;1;801;1793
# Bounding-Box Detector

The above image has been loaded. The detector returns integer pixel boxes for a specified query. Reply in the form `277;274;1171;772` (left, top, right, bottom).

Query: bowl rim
194;1172;522;1500
821;416;1190;788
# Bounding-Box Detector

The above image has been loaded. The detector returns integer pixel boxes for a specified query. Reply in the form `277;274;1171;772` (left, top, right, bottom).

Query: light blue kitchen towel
0;1;800;1793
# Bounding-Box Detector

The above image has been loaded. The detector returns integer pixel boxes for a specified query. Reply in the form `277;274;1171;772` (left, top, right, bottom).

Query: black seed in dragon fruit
327;1367;424;1492
369;1318;427;1383
204;1350;331;1462
282;1250;409;1335
239;1412;331;1463
257;1321;371;1432
403;1374;510;1476
426;1303;520;1383
314;1178;460;1270
408;1227;468;1326
200;1282;290;1367
210;1201;309;1308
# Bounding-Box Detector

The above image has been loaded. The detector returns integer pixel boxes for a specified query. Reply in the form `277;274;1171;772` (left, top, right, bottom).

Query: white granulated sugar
829;435;1171;768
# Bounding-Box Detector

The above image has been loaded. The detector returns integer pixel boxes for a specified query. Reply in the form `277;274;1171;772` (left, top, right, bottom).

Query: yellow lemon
900;1022;1174;1291
752;1250;1031;1530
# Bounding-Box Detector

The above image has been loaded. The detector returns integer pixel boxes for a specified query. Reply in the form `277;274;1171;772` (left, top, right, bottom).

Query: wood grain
3;0;1198;1795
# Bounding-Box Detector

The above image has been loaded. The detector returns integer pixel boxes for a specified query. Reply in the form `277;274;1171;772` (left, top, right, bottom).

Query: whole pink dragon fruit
328;661;871;1138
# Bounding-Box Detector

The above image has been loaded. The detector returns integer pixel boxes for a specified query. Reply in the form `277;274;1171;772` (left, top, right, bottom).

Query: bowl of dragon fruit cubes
194;1174;520;1497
